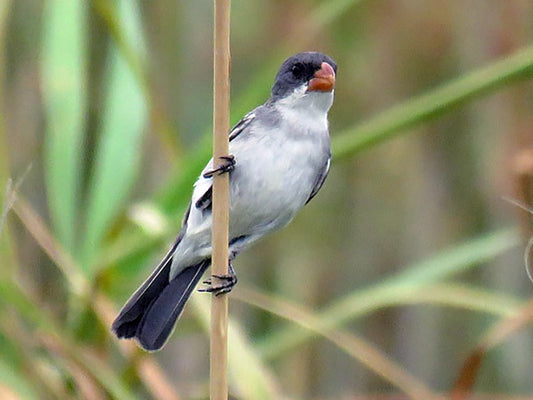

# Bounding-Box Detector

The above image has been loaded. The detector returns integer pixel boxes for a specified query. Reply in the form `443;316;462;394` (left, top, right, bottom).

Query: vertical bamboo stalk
211;0;231;399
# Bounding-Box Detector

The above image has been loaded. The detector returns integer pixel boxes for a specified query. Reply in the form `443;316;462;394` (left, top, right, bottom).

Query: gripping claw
203;155;235;178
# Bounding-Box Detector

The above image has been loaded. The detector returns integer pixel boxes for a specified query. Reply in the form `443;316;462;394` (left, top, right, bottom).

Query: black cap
271;52;337;99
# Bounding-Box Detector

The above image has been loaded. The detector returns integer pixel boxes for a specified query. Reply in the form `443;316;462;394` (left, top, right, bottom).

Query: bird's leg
199;261;238;296
203;155;235;178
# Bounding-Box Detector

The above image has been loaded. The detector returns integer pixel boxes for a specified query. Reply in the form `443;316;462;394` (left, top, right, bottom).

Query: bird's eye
291;63;304;77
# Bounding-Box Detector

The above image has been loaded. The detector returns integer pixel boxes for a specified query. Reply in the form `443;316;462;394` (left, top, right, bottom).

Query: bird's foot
203;155;235;178
198;263;238;296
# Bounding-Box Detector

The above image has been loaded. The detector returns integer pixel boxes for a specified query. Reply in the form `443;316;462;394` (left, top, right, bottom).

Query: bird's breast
227;125;329;236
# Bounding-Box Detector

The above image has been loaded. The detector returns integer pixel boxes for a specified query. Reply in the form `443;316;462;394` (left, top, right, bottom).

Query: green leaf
41;0;87;254
81;0;147;271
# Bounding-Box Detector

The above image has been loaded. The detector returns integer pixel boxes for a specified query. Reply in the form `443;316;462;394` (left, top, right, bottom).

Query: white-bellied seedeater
112;52;337;351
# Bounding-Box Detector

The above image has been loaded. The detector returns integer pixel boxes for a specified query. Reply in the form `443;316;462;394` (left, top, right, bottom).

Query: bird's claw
203;155;235;178
198;266;238;296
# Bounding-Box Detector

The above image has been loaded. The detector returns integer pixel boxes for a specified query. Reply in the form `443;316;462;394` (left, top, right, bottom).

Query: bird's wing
305;156;331;204
229;110;255;141
192;110;256;213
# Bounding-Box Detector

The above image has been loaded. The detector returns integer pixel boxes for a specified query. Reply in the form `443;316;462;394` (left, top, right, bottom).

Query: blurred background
1;0;533;399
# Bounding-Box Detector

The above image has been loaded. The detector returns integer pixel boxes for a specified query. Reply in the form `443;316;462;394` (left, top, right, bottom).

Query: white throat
275;85;334;132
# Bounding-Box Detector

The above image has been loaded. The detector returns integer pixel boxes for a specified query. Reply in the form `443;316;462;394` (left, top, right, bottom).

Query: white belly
170;96;331;277
228;134;321;237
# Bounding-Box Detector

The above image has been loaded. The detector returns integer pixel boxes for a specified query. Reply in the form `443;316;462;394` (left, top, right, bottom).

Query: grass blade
0;277;137;400
233;286;441;400
41;0;87;254
81;0;147;270
12;197;181;400
259;228;520;359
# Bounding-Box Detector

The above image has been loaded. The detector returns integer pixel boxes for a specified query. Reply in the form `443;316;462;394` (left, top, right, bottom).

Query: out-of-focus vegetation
1;1;533;399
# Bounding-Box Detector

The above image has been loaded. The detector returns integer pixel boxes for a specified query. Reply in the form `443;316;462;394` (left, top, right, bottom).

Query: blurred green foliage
0;1;532;399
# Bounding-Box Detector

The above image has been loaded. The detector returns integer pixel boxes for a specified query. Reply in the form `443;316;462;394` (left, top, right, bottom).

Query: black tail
112;242;210;351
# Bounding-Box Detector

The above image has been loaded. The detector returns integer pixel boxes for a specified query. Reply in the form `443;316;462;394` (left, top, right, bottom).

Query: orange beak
308;62;336;92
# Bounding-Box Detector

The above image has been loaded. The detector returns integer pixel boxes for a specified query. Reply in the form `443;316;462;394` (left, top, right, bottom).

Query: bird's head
270;52;337;111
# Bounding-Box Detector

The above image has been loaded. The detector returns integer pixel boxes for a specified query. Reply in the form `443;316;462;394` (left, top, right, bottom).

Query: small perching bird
112;52;337;351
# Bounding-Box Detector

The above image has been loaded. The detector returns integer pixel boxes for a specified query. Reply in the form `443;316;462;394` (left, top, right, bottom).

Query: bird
112;51;337;351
